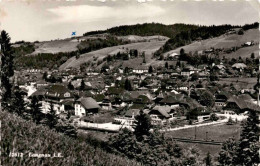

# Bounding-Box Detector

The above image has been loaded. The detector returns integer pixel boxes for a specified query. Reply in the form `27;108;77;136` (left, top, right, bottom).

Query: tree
165;62;169;69
180;48;185;56
143;57;146;63
68;82;74;90
133;110;152;140
191;73;199;81
42;72;48;80
11;86;26;116
251;53;255;59
235;110;260;165
218;138;238;166
47;102;58;129
209;113;219;121
204;152;213;166
29;96;42;124
80;79;85;91
124;79;132;91
226;116;234;125
0;30;14;111
199;90;215;108
148;65;153;73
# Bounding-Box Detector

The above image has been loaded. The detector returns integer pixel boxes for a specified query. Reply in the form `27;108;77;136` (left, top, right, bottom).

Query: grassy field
59;40;166;70
165;123;241;157
32;39;79;55
1;111;140;166
217;77;257;89
164;28;259;58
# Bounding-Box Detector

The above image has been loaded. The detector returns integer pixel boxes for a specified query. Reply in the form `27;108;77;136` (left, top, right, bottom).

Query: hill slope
84;23;199;38
59;40;166;70
1;111;140;166
164;28;259;59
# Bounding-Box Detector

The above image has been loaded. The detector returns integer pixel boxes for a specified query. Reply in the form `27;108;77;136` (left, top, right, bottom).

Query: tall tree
235;110;260;165
124;79;132;91
204;152;213;166
47;102;58;129
11;86;26;116
133;110;152;140
29;96;42;124
218;138;238;166
80;79;85;91
0;30;14;111
148;65;153;73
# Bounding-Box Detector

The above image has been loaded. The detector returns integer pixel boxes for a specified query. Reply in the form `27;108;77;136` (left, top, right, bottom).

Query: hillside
32;39;79;55
84;23;199;38
59;40;166;70
164;28;259;59
1;111;140;166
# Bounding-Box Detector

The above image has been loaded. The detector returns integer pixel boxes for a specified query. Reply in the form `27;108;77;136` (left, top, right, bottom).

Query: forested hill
156;22;259;55
84;23;199;38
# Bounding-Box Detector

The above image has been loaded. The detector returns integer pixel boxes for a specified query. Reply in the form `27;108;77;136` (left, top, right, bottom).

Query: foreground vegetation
1;110;140;166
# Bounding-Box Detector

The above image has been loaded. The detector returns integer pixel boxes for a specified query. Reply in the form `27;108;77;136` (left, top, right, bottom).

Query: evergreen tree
133;110;152;140
218;138;238;166
68;82;74;90
165;62;169;69
29;96;42;124
148;65;153;73
0;30;14;111
47;102;58;129
235;110;260;165
80;79;85;91
11;86;26;116
204;152;213;166
124;79;132;91
42;72;47;80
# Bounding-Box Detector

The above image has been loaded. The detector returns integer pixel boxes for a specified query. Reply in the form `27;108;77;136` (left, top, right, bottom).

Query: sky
0;0;259;42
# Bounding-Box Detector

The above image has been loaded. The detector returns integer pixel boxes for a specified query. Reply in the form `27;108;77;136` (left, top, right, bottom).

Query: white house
75;97;100;117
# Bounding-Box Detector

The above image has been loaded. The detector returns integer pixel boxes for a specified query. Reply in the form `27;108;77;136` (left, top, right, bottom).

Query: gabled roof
149;106;171;118
77;97;100;110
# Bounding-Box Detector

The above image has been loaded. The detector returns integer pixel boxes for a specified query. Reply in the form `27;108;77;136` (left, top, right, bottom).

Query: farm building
75;97;100;117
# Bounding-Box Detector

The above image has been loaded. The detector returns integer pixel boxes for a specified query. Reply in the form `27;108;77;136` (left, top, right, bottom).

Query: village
13;36;259;133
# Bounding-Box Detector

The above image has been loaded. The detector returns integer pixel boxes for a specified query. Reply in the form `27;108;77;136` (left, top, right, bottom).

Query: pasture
59;40;167;70
165;123;241;157
164;28;259;58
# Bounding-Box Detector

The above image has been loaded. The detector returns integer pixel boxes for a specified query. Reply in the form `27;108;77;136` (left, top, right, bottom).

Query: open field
217;77;257;90
165;123;241;157
59;40;166;70
164;28;259;57
32;39;79;54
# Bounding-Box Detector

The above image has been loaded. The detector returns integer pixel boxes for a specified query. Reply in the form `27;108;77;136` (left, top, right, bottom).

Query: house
181;65;197;77
224;95;254;114
232;63;247;70
114;109;141;126
149;105;175;124
133;66;149;74
214;92;231;108
42;84;74;114
168;52;179;60
75;97;100;117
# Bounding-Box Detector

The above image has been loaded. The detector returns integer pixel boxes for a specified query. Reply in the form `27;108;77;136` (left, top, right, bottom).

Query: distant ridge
84;23;199;38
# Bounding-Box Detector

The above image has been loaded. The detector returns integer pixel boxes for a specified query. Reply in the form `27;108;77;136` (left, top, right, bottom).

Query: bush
210;113;219;121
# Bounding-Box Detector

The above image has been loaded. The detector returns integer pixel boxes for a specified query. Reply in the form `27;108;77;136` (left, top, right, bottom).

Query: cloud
46;4;165;24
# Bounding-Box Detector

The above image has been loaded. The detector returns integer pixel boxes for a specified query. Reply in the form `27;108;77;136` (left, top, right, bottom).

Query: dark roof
45;84;72;98
77;97;100;110
125;109;140;117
